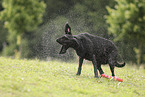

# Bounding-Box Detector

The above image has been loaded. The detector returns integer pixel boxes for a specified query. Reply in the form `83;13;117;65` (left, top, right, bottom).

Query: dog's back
74;33;117;63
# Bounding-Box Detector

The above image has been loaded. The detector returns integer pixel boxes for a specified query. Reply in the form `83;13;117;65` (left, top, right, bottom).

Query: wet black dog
56;23;125;78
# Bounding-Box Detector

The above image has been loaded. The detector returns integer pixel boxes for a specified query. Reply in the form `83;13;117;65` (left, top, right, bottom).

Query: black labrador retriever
56;23;125;78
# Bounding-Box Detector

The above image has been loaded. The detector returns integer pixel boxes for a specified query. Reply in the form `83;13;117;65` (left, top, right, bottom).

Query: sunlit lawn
0;57;145;97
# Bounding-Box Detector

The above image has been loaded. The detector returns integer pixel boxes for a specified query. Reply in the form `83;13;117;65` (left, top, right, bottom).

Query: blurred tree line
0;0;144;64
106;0;145;65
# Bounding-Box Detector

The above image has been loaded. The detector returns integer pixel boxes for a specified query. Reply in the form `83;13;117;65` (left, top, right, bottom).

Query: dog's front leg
92;55;99;78
76;57;84;75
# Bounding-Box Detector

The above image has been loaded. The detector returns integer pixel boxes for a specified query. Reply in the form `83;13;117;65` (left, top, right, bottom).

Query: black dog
56;23;125;78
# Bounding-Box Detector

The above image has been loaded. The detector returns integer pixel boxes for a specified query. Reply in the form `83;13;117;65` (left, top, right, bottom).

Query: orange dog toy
101;74;123;82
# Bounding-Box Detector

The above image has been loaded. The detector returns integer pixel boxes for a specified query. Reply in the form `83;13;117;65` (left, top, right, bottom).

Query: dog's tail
115;62;125;68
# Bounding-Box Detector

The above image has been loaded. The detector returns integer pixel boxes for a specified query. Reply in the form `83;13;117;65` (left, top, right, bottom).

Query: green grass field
0;57;145;97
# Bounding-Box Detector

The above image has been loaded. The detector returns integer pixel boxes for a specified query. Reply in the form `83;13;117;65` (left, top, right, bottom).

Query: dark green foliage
0;0;46;34
0;0;46;58
0;22;7;53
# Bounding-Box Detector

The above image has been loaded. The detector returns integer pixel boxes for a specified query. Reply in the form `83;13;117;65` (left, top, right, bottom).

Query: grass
0;57;145;97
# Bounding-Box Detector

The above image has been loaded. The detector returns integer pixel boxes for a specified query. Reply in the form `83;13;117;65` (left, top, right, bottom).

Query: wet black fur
56;23;125;78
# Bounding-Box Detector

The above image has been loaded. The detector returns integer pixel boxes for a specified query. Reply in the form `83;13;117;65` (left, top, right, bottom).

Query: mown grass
0;57;145;97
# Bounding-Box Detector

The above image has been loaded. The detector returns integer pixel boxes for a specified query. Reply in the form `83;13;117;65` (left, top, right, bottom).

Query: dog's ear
65;22;72;35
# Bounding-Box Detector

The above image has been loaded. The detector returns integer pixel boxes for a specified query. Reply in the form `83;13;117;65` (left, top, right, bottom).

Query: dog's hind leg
97;63;104;75
109;63;115;77
108;55;116;77
92;55;99;78
76;57;84;75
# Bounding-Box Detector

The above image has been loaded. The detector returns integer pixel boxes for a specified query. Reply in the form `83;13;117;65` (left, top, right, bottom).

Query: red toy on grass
101;74;123;82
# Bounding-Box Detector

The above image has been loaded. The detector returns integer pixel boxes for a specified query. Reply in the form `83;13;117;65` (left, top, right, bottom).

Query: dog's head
56;22;79;54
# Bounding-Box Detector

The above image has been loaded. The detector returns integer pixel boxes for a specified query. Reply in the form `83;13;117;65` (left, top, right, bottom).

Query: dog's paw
76;73;81;76
99;75;102;78
94;76;99;79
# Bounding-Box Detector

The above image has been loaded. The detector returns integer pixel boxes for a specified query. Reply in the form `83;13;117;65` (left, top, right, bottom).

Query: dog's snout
56;38;59;42
56;38;60;43
56;38;63;44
